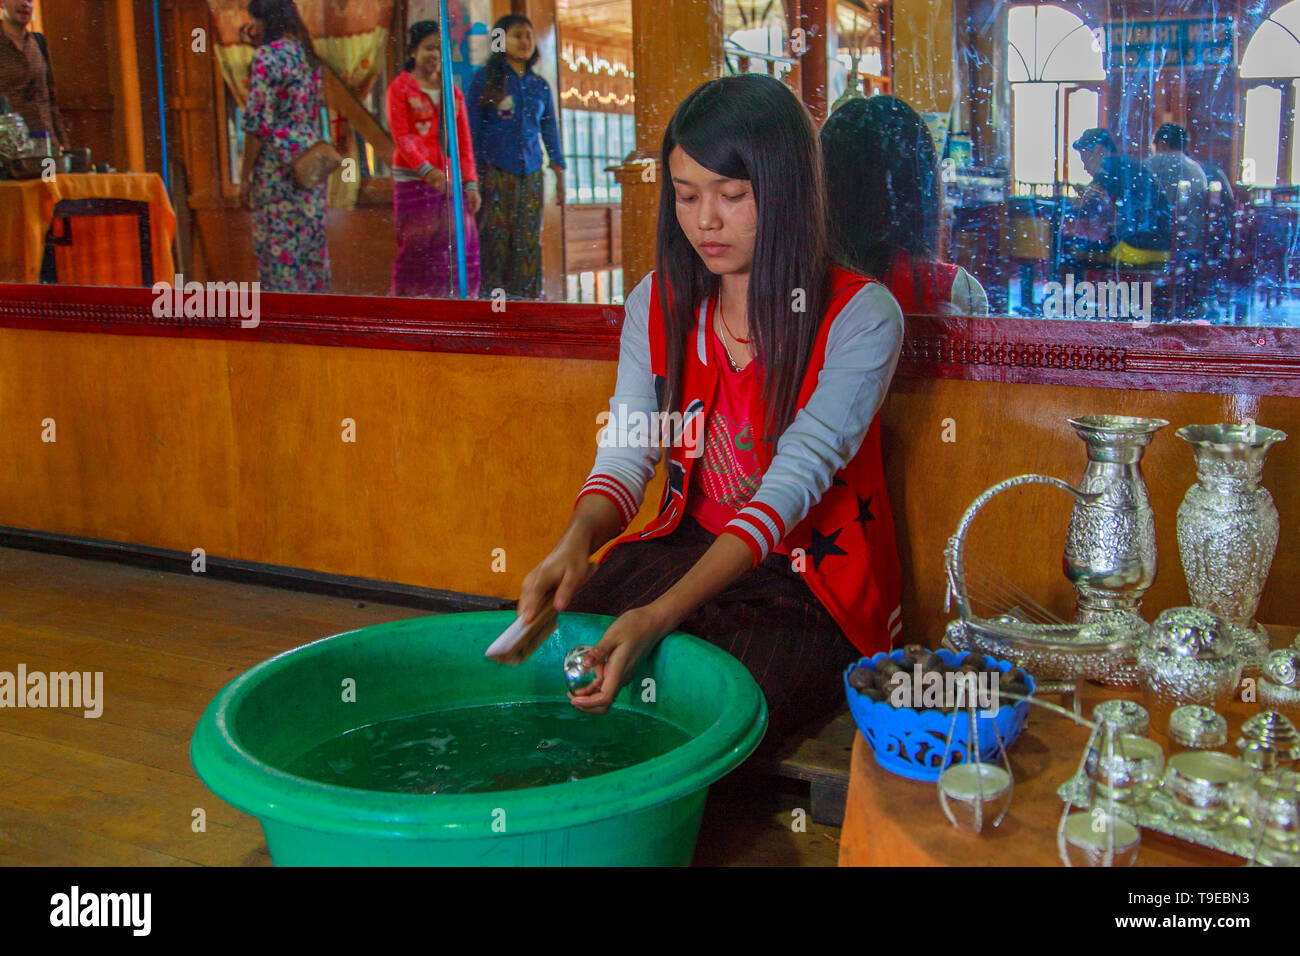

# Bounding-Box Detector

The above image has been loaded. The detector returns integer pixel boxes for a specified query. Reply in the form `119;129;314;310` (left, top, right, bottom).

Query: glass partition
0;0;1295;327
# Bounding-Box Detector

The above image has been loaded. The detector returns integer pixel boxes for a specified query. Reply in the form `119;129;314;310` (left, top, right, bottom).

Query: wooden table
839;625;1298;866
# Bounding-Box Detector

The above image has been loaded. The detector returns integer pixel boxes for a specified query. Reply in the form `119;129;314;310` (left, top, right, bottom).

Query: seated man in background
0;0;67;150
1061;128;1170;271
1145;123;1208;256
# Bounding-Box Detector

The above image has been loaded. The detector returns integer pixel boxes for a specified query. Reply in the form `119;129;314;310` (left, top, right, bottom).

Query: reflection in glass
6;0;1300;324
823;95;989;317
469;13;565;301
388;19;481;298
239;0;331;294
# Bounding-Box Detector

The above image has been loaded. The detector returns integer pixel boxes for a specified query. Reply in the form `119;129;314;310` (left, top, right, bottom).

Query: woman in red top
386;20;480;298
516;74;904;742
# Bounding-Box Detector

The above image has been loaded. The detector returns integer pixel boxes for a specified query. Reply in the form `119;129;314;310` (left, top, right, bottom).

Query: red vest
600;265;904;655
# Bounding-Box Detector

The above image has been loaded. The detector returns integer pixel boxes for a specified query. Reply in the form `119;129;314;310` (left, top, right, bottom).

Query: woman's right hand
423;168;447;191
517;536;593;624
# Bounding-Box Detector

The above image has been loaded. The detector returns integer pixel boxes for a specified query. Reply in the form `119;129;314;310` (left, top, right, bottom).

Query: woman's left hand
568;605;670;715
550;163;565;206
464;187;481;216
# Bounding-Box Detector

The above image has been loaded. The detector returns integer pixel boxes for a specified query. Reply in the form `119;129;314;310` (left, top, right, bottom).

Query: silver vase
1064;416;1168;623
1176;424;1287;666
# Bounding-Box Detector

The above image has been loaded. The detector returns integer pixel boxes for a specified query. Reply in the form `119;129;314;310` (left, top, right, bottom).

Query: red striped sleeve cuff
576;475;638;527
724;503;786;567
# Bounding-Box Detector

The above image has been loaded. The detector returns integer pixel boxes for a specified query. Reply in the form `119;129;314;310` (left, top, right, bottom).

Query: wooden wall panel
0;328;662;600
1;326;1296;638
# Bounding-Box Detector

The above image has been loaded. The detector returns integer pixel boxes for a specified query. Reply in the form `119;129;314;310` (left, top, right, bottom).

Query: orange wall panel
0;328;663;599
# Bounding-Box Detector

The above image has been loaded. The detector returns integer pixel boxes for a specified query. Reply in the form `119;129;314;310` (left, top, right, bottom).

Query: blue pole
438;0;468;299
151;0;170;193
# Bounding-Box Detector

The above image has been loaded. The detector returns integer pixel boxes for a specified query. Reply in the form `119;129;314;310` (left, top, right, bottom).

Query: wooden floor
0;547;839;866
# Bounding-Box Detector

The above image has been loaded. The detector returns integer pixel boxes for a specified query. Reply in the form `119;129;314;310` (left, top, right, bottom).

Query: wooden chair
39;197;153;286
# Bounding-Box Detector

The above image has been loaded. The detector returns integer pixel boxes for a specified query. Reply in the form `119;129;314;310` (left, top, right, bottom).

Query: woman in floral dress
237;0;330;293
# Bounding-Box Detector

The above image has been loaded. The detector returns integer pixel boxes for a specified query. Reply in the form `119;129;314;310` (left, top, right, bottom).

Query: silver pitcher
1064;416;1168;622
1175;423;1286;670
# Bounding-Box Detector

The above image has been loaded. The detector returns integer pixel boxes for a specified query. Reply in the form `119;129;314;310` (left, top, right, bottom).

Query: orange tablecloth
0;172;176;286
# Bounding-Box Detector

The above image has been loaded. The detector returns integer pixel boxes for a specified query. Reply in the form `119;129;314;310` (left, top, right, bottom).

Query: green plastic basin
190;611;767;866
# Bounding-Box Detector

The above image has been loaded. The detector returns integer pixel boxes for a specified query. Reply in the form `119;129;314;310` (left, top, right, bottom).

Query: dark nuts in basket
848;668;874;691
876;659;904;679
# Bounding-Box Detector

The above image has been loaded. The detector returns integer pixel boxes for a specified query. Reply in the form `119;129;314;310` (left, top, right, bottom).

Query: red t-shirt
685;297;789;555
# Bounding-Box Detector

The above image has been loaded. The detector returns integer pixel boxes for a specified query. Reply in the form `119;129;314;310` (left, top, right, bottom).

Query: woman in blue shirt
467;14;565;300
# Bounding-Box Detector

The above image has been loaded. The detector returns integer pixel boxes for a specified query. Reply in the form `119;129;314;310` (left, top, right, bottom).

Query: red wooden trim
0;283;1297;395
0;283;623;360
897;315;1300;396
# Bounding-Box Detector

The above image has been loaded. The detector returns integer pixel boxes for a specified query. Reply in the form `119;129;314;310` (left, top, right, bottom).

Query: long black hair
655;73;830;461
403;19;439;73
248;0;317;65
478;14;540;110
821;95;941;303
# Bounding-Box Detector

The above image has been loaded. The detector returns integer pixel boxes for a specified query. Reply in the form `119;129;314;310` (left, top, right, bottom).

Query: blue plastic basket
843;649;1035;781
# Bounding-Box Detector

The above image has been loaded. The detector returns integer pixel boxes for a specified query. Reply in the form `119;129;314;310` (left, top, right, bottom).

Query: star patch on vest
808;526;849;570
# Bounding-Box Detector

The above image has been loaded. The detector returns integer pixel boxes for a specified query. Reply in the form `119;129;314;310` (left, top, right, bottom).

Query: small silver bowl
1059;810;1141;867
1086;732;1164;803
937;761;1013;833
1092;699;1150;737
1168;705;1228;752
1163;750;1250;828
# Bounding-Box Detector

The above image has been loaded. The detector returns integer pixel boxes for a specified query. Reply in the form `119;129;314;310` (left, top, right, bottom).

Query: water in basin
284;701;691;795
